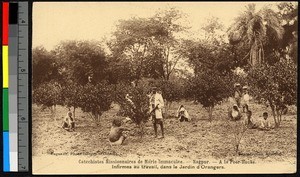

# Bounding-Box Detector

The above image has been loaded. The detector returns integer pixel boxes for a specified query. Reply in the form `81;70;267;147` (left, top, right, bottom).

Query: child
244;110;258;129
62;111;75;131
241;86;250;113
177;105;190;122
109;119;130;145
259;112;272;131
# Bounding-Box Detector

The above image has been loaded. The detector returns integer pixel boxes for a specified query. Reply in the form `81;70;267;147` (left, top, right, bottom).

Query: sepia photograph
32;1;297;174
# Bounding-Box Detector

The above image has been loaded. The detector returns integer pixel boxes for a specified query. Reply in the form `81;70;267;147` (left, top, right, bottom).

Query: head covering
243;86;248;89
152;86;157;92
234;83;241;87
67;111;72;117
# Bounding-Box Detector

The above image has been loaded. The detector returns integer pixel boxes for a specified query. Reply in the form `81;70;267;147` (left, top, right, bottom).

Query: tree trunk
235;144;239;155
139;122;145;140
276;109;283;128
269;102;280;128
52;105;57;123
73;107;76;119
250;40;264;67
165;101;172;118
208;106;213;122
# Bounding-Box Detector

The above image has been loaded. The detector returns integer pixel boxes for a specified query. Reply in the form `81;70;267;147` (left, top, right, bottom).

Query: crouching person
228;104;242;121
258;112;273;131
62;111;75;131
177;105;190;122
109;119;130;145
244;110;259;129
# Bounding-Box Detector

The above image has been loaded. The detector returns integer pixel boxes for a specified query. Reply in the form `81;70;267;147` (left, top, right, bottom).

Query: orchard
32;3;297;161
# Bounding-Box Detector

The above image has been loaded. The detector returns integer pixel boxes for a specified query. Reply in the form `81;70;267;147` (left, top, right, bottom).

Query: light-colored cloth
260;119;271;129
177;106;190;120
228;106;242;121
149;93;164;119
234;90;241;100
241;93;250;106
231;110;239;118
125;94;135;108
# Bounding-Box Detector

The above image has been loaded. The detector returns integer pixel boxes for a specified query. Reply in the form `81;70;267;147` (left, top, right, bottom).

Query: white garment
177;106;190;120
242;93;250;105
150;93;164;119
231;110;239;118
260;119;271;128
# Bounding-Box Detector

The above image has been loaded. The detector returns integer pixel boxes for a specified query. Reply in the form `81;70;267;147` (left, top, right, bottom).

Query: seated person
244;110;258;129
258;112;272;131
228;104;242;121
62;111;75;131
109;119;130;145
177;105;190;122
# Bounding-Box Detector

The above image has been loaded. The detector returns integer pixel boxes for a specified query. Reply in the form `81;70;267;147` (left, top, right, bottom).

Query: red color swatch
2;2;9;45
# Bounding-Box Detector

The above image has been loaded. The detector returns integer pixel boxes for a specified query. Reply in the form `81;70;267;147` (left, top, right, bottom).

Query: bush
114;82;150;125
79;82;113;125
247;60;297;128
187;69;232;121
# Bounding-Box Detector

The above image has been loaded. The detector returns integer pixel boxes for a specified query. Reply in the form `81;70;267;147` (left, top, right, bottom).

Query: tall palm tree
228;4;283;66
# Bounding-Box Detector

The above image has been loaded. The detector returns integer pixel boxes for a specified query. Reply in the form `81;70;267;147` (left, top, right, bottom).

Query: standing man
149;87;165;138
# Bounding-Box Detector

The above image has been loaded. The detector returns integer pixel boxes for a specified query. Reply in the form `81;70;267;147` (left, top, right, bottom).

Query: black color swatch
9;3;18;24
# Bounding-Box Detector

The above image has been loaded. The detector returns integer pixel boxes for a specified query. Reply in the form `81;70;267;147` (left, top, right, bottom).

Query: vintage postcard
32;1;297;174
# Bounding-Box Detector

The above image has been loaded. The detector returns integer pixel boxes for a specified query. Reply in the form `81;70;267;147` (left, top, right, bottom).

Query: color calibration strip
9;2;19;172
3;1;10;172
2;1;29;172
17;1;29;171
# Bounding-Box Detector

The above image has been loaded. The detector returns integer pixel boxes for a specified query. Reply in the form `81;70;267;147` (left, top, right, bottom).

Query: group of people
229;83;273;131
109;86;192;145
61;83;275;146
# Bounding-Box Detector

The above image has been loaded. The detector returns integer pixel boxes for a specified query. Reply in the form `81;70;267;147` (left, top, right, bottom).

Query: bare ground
32;101;296;164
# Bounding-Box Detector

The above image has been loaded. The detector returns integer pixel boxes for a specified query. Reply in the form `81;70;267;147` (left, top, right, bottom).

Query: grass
32;100;296;164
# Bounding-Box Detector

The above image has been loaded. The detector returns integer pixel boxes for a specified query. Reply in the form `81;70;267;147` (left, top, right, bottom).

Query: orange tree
247;60;296;128
187;69;232;121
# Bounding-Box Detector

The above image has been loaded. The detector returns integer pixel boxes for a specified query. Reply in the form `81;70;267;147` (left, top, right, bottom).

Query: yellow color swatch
3;46;9;88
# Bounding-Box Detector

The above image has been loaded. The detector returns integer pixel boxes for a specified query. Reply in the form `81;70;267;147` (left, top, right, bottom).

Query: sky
32;1;285;51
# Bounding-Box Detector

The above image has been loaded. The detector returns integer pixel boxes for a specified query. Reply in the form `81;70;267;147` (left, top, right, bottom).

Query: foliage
182;17;236;75
247;60;297;127
277;2;298;63
60;81;84;118
228;4;284;66
79;83;113;124
108;7;186;80
32;81;63;108
32;47;60;88
106;56;135;84
182;39;235;75
187;69;233;120
53;40;108;85
152;79;184;111
114;81;150;138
